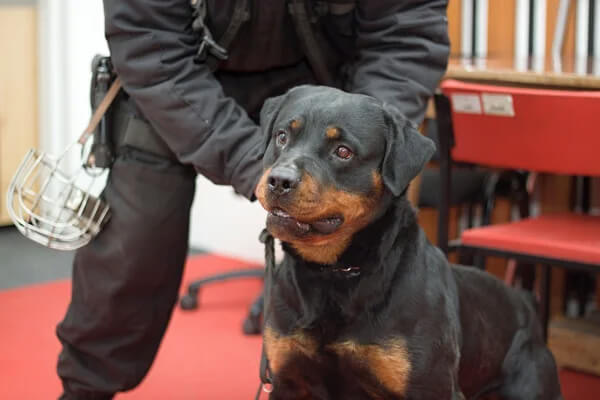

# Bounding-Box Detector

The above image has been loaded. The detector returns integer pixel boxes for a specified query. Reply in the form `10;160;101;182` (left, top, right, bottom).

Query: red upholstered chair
434;79;600;339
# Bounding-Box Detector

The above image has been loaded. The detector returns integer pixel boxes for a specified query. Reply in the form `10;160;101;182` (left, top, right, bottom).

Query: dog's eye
335;146;353;160
276;130;288;146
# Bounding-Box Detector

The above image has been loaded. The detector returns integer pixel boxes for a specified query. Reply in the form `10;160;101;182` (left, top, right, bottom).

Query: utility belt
89;55;177;168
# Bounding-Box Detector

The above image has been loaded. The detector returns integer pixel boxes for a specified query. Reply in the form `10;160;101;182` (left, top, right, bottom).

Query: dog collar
321;265;361;278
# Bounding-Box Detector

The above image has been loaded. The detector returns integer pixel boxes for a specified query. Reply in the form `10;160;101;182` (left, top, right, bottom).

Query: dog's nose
267;166;301;196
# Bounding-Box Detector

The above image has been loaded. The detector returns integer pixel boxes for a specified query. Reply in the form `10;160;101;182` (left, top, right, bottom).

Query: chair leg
576;272;590;317
508;171;537;290
504;259;517;286
434;93;453;255
517;266;536;291
581;176;591;213
243;292;265;335
457;247;484;271
473;253;486;271
481;172;501;227
513;171;530;219
457;243;474;266
539;265;552;342
467;203;475;229
180;268;264;310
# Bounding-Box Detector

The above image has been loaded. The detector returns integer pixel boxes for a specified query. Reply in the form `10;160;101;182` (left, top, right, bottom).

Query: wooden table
445;56;600;88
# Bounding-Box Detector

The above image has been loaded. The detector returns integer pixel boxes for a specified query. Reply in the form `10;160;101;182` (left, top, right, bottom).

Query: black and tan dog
255;85;563;400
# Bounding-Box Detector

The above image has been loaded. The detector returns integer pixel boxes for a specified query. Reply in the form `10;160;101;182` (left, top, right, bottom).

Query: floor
0;226;204;289
0;254;265;399
1;226;599;399
0;226;73;289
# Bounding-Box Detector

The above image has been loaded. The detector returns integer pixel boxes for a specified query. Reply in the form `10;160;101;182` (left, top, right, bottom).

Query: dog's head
255;85;435;264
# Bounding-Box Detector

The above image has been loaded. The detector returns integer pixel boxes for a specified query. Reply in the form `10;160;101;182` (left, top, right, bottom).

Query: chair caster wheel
180;293;198;310
243;316;262;335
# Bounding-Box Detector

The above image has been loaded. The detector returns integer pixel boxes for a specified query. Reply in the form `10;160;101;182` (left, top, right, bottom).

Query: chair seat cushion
461;213;600;265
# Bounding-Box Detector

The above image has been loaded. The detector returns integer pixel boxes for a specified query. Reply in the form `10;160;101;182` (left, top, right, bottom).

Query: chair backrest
440;79;600;177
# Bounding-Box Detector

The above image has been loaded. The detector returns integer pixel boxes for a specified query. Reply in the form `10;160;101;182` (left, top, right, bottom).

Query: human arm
103;0;262;199
349;0;450;124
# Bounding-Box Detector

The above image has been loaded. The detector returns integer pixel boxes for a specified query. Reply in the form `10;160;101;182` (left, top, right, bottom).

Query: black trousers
56;149;196;399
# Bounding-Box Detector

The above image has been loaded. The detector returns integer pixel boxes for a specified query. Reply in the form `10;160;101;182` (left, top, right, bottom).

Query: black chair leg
469;172;502;271
474;254;486;271
180;268;264;310
518;266;536;291
577;272;593;317
481;172;501;227
434;93;453;255
510;171;536;291
243;292;264;335
539;264;552;342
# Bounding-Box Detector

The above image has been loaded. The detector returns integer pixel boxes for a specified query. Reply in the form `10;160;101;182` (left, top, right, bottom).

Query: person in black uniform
56;1;450;398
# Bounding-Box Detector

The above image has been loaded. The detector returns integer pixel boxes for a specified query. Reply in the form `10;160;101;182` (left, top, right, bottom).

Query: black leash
255;229;275;400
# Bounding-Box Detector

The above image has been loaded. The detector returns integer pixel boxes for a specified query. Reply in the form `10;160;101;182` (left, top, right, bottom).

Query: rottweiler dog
254;85;563;400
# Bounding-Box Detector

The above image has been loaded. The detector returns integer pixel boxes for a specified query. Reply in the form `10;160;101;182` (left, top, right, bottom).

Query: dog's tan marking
330;338;411;396
263;326;317;374
289;173;384;264
326;126;340;139
290;119;302;131
293;240;352;265
256;168;384;264
372;170;383;193
254;167;271;206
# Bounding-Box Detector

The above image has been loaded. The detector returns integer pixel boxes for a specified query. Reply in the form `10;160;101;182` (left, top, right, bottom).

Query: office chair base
179;268;264;312
242;293;264;335
180;293;199;310
243;316;262;335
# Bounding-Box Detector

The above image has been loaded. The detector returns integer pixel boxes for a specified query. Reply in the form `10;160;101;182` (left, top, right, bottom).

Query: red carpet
0;254;599;399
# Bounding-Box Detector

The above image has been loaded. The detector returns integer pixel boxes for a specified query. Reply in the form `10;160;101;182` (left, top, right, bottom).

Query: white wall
39;1;271;263
38;0;107;158
189;179;271;263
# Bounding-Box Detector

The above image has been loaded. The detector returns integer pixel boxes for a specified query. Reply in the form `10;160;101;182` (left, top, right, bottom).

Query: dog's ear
381;103;436;197
259;93;288;151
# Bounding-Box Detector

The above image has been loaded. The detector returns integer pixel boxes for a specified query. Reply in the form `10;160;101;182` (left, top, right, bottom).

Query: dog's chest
264;327;411;399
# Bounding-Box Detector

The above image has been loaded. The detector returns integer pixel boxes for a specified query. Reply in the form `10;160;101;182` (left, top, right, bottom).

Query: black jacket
103;0;449;199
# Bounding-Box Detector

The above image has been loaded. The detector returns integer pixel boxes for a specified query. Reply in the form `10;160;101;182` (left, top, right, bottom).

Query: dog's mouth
267;208;344;237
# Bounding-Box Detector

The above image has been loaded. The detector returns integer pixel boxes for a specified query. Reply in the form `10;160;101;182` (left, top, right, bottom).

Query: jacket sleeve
349;0;450;125
102;0;263;200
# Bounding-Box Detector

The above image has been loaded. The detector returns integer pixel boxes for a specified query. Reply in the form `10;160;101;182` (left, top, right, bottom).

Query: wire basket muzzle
6;148;111;251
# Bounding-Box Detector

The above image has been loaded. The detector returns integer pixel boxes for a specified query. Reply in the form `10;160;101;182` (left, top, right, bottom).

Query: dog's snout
268;166;301;196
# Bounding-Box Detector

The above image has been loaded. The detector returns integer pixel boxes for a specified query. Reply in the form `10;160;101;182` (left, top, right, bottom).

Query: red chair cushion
461;213;600;265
